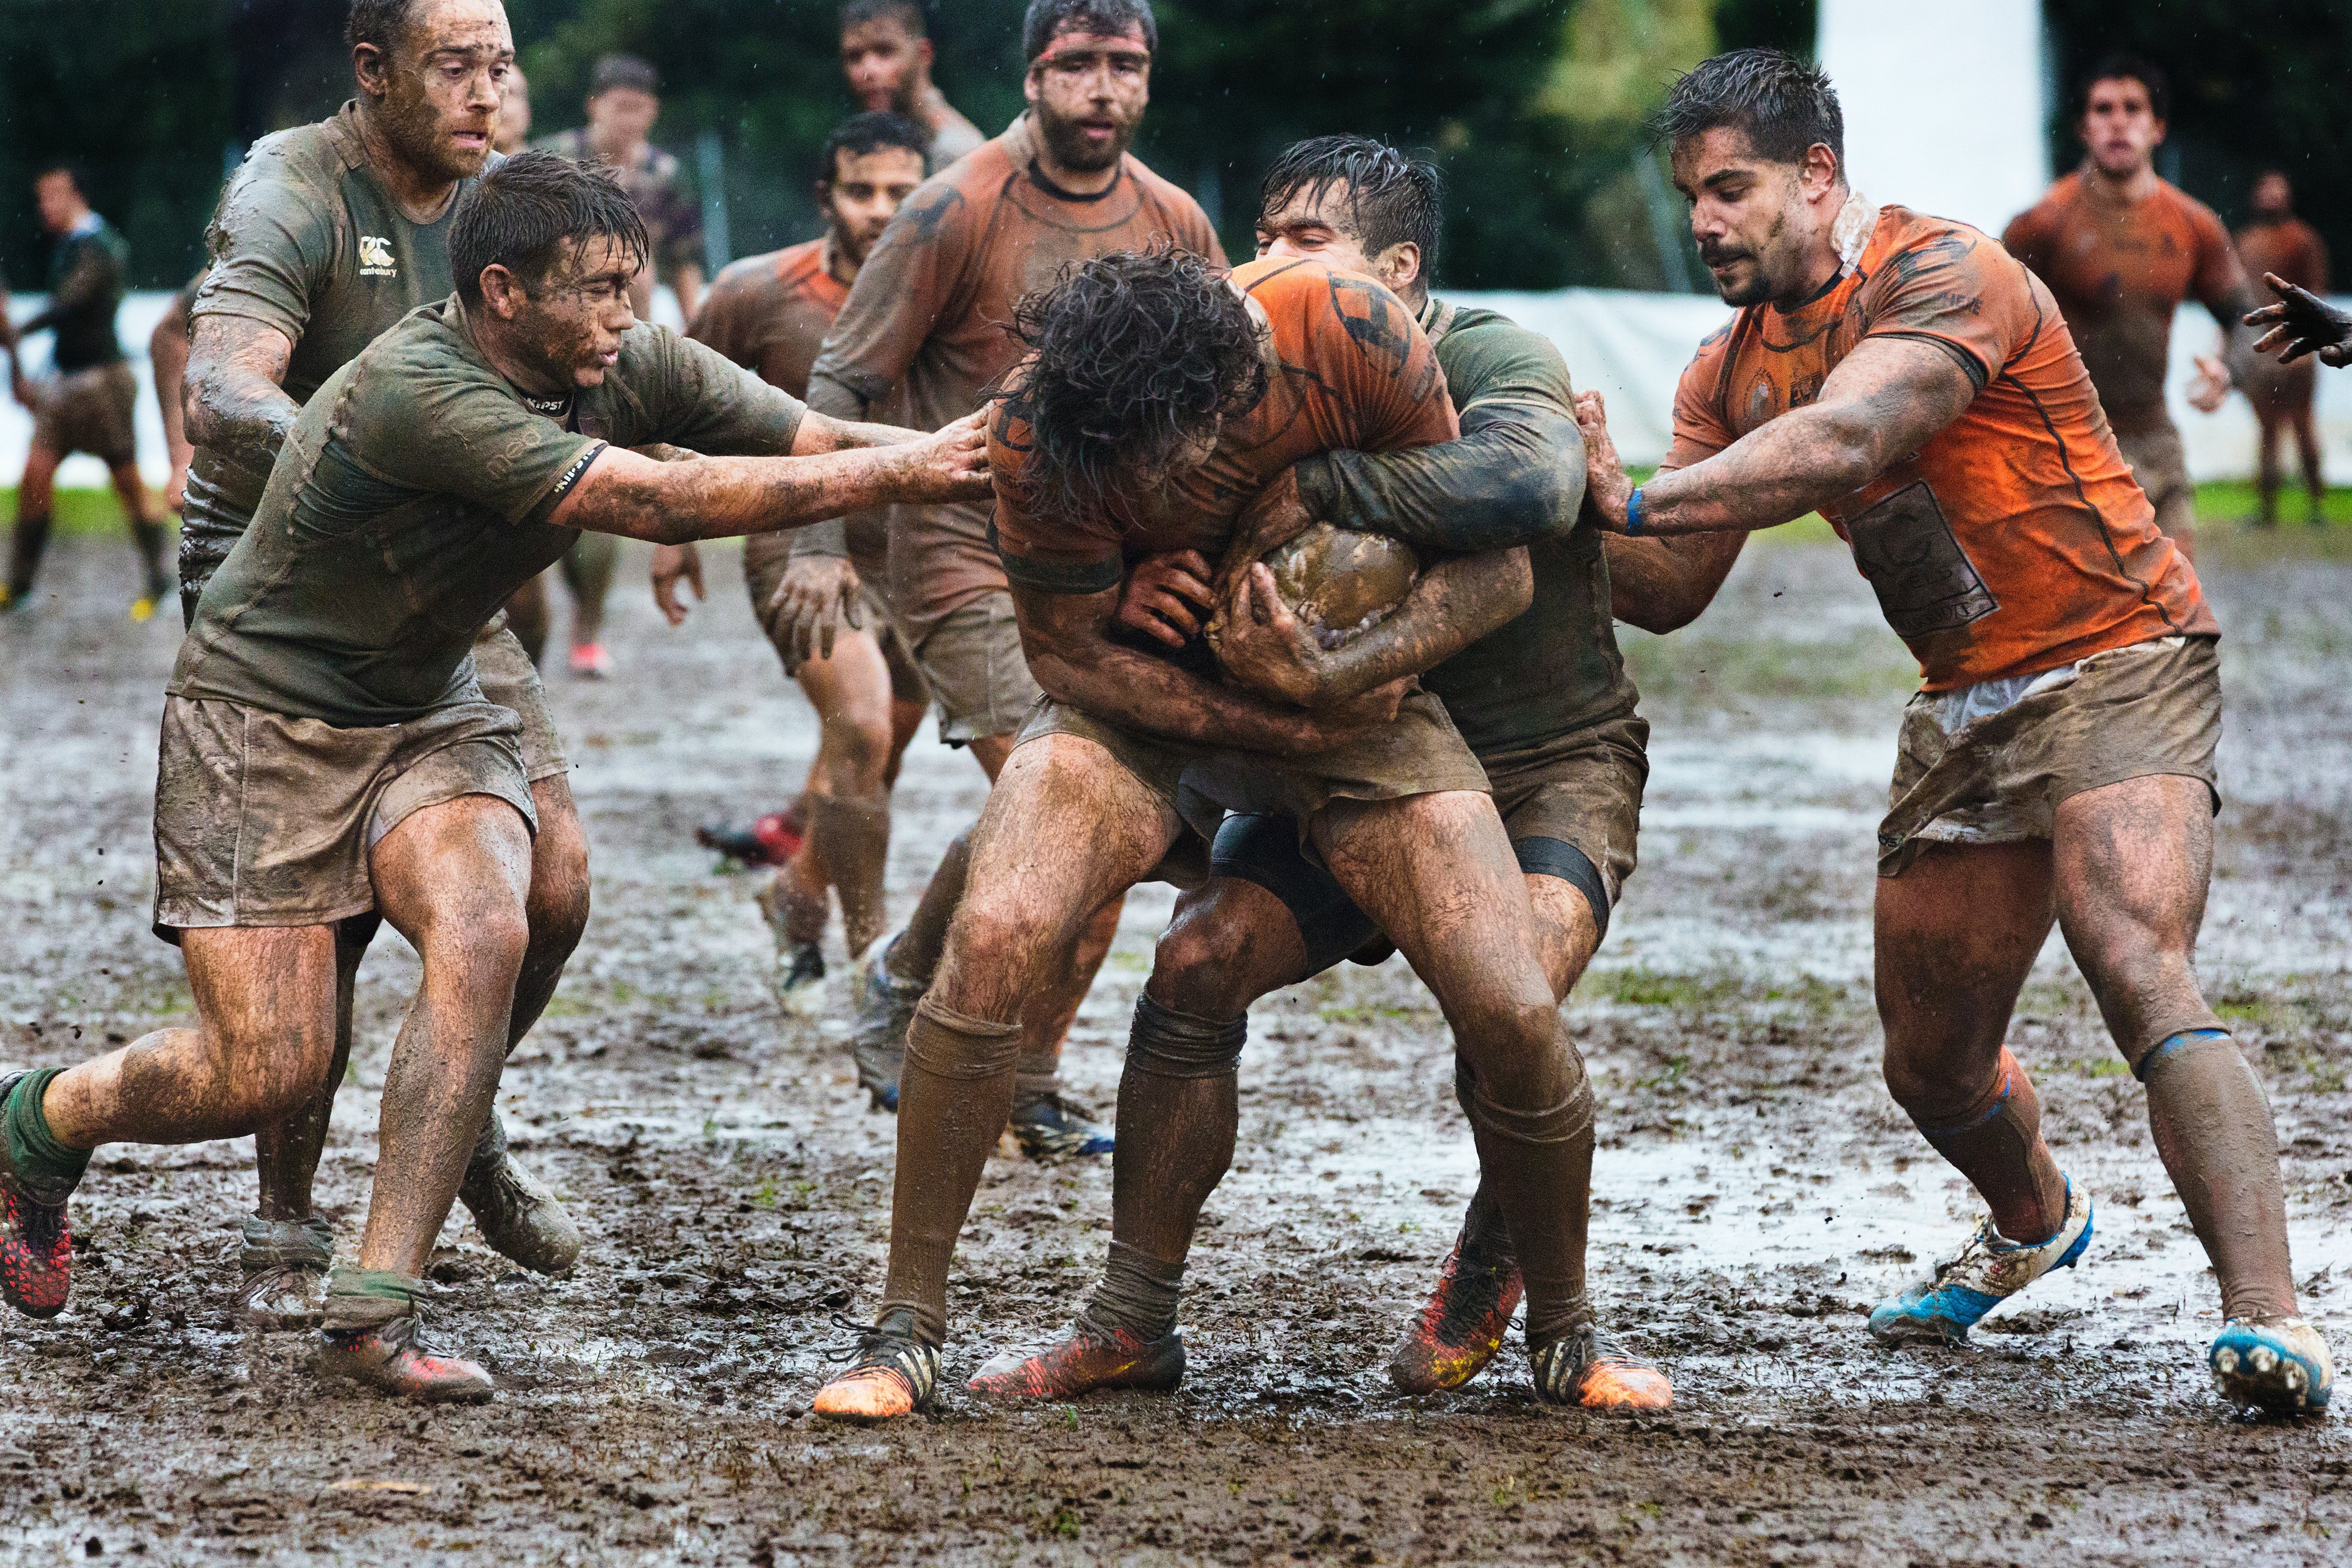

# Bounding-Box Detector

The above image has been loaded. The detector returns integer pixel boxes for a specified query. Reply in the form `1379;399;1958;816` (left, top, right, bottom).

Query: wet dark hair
344;0;425;55
840;0;927;36
32;159;88;197
1003;245;1264;531
1022;0;1157;62
817;111;930;188
2076;54;2170;124
1655;48;1844;170
589;54;660;98
1259;136;1442;287
451;149;649;308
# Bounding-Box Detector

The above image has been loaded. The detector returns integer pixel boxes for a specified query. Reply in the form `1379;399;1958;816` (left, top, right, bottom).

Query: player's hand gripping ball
1261;524;1420;649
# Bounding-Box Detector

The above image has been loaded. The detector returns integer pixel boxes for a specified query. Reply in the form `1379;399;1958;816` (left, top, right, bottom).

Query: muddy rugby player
838;0;987;174
663;111;935;999
971;137;1719;1411
784;0;1223;1154
1573;50;2330;1416
166;0;595;1330
0;151;992;1402
2233;171;2331;529
2002;56;2255;564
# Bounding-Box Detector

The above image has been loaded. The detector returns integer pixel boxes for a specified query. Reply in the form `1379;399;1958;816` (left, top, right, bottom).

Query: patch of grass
0;488;161;537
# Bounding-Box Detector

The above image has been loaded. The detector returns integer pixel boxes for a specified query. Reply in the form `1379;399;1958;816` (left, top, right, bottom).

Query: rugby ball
1263;524;1421;650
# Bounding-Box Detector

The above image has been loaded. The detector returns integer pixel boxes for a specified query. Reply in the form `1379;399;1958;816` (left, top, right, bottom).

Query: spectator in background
494;60;532;155
2;163;170;621
839;0;987;173
2235;170;2330;529
536;52;705;677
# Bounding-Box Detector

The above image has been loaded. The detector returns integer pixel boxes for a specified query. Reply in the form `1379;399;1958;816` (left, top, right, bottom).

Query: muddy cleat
696;808;804;868
772;940;827;1017
321;1317;494;1403
1009;1090;1114;1159
457;1116;582;1276
968;1319;1184;1399
1387;1222;1523;1394
0;1070;76;1321
848;936;925;1111
814;1311;940;1423
2211;1317;2333;1417
1530;1323;1674;1411
237;1213;336;1330
1869;1179;2093;1347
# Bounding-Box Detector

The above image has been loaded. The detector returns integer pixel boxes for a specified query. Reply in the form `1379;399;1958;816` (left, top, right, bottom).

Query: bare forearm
1029;641;1328;752
562;445;960;545
1640;402;1886;535
1308;550;1531;701
1604;531;1744;633
185;321;298;470
151;320;192;455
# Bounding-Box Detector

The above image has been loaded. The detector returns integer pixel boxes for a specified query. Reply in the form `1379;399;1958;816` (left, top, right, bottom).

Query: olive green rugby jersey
183;104;473;564
172;300;807;728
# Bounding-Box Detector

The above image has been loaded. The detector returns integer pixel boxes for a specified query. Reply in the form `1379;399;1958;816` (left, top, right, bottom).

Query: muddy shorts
1207;714;1649;974
30;363;139;468
470;623;569;783
1878;633;2220;878
2115;422;2195;545
742;532;926;704
912;590;1044;744
152;695;539;940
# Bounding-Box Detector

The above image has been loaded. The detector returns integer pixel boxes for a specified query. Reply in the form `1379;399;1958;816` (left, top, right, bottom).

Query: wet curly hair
1001;245;1265;532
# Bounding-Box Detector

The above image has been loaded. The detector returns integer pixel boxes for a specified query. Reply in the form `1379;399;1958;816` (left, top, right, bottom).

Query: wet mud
3;535;2349;1564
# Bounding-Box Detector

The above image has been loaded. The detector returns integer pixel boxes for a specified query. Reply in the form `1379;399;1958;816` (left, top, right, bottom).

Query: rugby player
838;0;987;173
538;54;707;677
969;137;1701;1409
2003;57;2253;562
179;0;587;1327
786;0;1224;1155
0;151;992;1401
1;163;171;620
664;111;934;999
492;59;550;658
2234;171;2329;529
815;246;1616;1423
149;277;204;517
1577;49;2329;1416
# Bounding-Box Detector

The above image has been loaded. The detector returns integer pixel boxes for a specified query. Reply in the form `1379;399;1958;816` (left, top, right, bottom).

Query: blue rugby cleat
1008;1091;1114;1159
1869;1178;2092;1346
2211;1318;2332;1417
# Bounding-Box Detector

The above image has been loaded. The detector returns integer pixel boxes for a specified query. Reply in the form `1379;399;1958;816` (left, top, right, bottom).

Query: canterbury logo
358;236;396;275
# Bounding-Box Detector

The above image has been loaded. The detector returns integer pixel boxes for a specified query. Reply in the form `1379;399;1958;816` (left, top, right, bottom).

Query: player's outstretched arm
184;316;300;478
1272;400;1587;559
550;412;990;545
1016;582;1410;759
1580;339;1978;538
2246;273;2352;368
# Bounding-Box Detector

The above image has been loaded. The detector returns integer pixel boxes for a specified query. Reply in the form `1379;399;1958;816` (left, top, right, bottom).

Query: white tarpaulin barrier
4;288;2343;489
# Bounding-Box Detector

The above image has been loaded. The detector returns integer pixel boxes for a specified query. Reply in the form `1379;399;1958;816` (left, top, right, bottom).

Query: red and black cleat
968;1318;1185;1400
320;1317;494;1404
1387;1221;1522;1394
696;807;806;868
0;1070;75;1321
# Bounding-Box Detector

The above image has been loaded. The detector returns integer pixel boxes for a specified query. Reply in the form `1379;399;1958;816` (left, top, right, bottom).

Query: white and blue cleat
2210;1318;2333;1417
1869;1178;2093;1346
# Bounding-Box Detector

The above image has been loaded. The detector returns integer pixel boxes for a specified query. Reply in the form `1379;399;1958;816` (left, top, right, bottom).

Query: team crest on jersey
359;236;396;277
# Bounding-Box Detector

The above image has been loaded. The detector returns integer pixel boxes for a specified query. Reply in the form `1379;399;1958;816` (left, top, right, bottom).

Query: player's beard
378;68;489;187
1034;99;1138;175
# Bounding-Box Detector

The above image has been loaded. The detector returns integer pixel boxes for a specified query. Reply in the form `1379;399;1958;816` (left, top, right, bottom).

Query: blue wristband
1624;486;1646;536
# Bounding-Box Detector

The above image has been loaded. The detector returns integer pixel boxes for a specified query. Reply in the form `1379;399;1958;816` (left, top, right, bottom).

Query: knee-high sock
1450;1068;1516;1268
1459;1046;1594;1349
1910;1046;2068;1244
808;792;891;958
7;511;53;597
879;995;1022;1346
2140;1030;2297;1321
131;517;170;595
1104;995;1245;1271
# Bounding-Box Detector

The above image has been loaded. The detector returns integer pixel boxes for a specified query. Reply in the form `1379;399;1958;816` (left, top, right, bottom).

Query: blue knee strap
2133;1027;2232;1084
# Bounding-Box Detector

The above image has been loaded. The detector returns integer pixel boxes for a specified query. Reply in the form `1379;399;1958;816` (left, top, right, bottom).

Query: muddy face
821;145;927;269
365;0;512;184
840;16;923;115
506;236;640;390
1671;126;1822;310
1025;29;1150;175
2080;75;2165;182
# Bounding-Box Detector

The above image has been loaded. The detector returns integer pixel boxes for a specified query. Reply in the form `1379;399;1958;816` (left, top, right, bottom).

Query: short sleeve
193;161;334;343
984;380;1124;596
1662;327;1737;474
343;365;604;527
1857;227;2030;390
626;328;806;456
807;178;971;422
1319;273;1457;452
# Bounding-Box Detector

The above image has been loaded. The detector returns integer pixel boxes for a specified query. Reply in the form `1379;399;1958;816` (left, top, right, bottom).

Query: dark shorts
742;532;927;706
1206;714;1649;975
31;363;139;468
152;695;538;940
1878;633;2221;877
471;623;569;783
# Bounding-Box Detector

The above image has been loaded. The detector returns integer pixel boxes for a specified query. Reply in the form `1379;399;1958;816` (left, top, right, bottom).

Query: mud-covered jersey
173;302;805;727
2235;217;2329;299
537;127;703;284
2001;171;2243;437
26;215;131;372
806;112;1224;632
1667;205;2215;692
185;104;473;564
989;257;1456;591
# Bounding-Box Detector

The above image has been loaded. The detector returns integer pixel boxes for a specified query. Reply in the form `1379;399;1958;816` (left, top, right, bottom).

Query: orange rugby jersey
990;255;1458;592
1665;206;2216;691
688;237;848;401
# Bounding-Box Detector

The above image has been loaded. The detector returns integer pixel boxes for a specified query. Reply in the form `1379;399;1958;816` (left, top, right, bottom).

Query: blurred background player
838;0;985;173
668;111;933;1006
2234;169;2329;529
493;59;531;155
2;162;170;620
2003;56;2254;562
536;52;704;677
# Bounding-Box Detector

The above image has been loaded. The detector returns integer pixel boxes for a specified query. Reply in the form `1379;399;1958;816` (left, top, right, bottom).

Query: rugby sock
1013;1048;1064;1103
1459;1046;1595;1351
1448;1073;1517;1271
2140;1030;2297;1322
888;832;972;984
879;995;1022;1347
1910;1047;2067;1245
807;792;891;957
5;1069;92;1194
1110;995;1246;1262
1080;1240;1185;1340
6;510;52;599
131;518;171;597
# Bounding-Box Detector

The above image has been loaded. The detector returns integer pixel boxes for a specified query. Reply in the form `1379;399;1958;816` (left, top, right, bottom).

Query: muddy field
4;527;2350;1566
